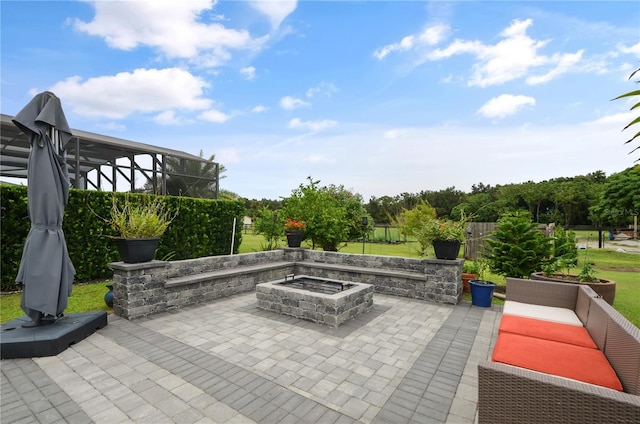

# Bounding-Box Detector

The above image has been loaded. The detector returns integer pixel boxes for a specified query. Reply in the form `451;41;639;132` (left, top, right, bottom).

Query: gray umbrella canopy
13;92;76;323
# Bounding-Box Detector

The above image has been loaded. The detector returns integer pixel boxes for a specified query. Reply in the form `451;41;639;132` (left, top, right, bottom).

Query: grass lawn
240;232;639;327
2;232;638;328
0;281;110;324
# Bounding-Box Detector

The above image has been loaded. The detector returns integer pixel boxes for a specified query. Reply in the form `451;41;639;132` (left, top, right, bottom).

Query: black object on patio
1;92;106;359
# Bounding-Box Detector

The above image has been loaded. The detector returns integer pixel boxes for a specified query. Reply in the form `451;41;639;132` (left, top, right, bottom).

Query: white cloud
47;67;211;119
240;66;257;80
589;111;636;126
73;1;267;67
199;109;231;123
478;94;536;119
280;96;310;110
252;105;268;113
218;117;632;201
304;154;332;164
384;129;410;139
618;41;640;55
526;50;584;85
215;148;241;164
373;24;449;60
306;82;338;98
154;110;186;125
248;0;297;29
426;18;584;87
97;122;126;132
288;118;337;132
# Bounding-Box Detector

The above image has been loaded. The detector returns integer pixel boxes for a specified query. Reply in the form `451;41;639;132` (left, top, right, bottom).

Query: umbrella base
21;313;58;328
0;312;108;359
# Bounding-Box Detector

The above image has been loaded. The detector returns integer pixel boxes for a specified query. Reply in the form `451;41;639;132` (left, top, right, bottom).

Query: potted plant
462;260;480;294
416;217;466;259
398;201;467;259
469;259;496;307
108;195;176;263
531;236;616;304
284;218;305;248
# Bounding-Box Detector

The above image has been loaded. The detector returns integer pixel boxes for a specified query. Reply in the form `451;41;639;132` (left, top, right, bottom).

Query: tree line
242;167;639;229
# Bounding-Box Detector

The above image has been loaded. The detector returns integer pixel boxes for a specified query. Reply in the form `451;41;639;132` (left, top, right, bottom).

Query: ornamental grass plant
108;195;176;239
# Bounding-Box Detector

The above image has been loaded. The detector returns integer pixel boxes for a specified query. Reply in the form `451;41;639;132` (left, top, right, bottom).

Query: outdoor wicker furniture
478;277;640;423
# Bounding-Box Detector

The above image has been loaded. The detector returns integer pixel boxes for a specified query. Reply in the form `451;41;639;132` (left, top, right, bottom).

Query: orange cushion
499;315;597;349
492;332;623;391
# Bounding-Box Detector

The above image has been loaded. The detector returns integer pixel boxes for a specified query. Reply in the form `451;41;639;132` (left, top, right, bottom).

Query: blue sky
2;1;639;200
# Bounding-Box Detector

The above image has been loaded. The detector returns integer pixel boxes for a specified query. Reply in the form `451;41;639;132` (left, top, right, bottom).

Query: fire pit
256;275;373;327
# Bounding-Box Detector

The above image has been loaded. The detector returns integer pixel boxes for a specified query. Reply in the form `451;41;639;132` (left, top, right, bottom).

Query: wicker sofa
478;277;640;423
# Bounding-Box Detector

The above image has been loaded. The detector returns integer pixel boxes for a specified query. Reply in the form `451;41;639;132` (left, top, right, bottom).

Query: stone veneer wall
109;248;463;320
108;261;169;320
256;279;374;327
297;250;463;304
109;250;290;320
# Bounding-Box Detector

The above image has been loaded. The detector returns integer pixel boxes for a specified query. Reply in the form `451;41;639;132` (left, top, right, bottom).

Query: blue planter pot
469;280;496;307
104;284;114;308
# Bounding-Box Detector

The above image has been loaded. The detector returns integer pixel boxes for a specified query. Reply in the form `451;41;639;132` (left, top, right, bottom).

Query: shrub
1;186;244;291
543;226;578;276
397;200;467;256
483;212;552;278
252;207;284;250
282;177;367;251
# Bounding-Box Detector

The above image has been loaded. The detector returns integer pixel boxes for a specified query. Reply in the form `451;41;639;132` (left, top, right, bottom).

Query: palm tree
145;151;226;198
613;66;640;162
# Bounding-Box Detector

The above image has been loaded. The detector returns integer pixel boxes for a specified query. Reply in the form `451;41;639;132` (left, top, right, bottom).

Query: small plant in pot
533;235;616;304
462;260;481;294
108;194;177;263
284;217;306;248
468;259;497;307
397;200;467;259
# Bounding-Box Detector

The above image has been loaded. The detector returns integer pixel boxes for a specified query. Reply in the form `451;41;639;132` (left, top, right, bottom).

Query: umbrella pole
49;126;60;154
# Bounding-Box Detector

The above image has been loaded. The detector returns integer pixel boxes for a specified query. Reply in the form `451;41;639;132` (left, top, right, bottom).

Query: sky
1;0;639;201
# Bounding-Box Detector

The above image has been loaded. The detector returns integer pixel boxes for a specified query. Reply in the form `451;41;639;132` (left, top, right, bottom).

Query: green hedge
0;185;245;291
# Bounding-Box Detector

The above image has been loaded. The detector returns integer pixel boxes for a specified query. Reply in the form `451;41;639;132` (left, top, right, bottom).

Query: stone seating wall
109;248;463;320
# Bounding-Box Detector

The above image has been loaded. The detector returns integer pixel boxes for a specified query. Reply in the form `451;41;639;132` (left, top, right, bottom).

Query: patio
1;292;501;424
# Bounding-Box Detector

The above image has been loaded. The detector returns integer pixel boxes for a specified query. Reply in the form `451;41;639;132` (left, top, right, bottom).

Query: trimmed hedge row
0;185;245;291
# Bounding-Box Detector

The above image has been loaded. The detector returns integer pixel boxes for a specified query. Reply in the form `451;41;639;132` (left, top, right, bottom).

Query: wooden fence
463;222;496;260
463;222;553;260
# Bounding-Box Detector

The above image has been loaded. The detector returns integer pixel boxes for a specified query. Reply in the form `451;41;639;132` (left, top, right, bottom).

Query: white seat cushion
503;301;583;326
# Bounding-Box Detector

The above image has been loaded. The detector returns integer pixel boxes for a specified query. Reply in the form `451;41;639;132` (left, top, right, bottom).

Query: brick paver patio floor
1;293;501;423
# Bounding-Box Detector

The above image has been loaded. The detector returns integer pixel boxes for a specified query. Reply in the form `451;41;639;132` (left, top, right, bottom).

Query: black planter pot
432;240;461;260
113;238;160;263
285;231;304;248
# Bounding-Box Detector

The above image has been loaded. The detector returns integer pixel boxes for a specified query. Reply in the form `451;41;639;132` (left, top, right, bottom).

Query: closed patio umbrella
13;91;76;327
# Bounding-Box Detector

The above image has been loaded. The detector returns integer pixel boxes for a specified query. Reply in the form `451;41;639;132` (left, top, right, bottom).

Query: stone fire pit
256;275;373;327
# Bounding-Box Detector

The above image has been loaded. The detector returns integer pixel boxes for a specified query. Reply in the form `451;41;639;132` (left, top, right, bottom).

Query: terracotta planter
530;272;616;305
462;273;476;294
